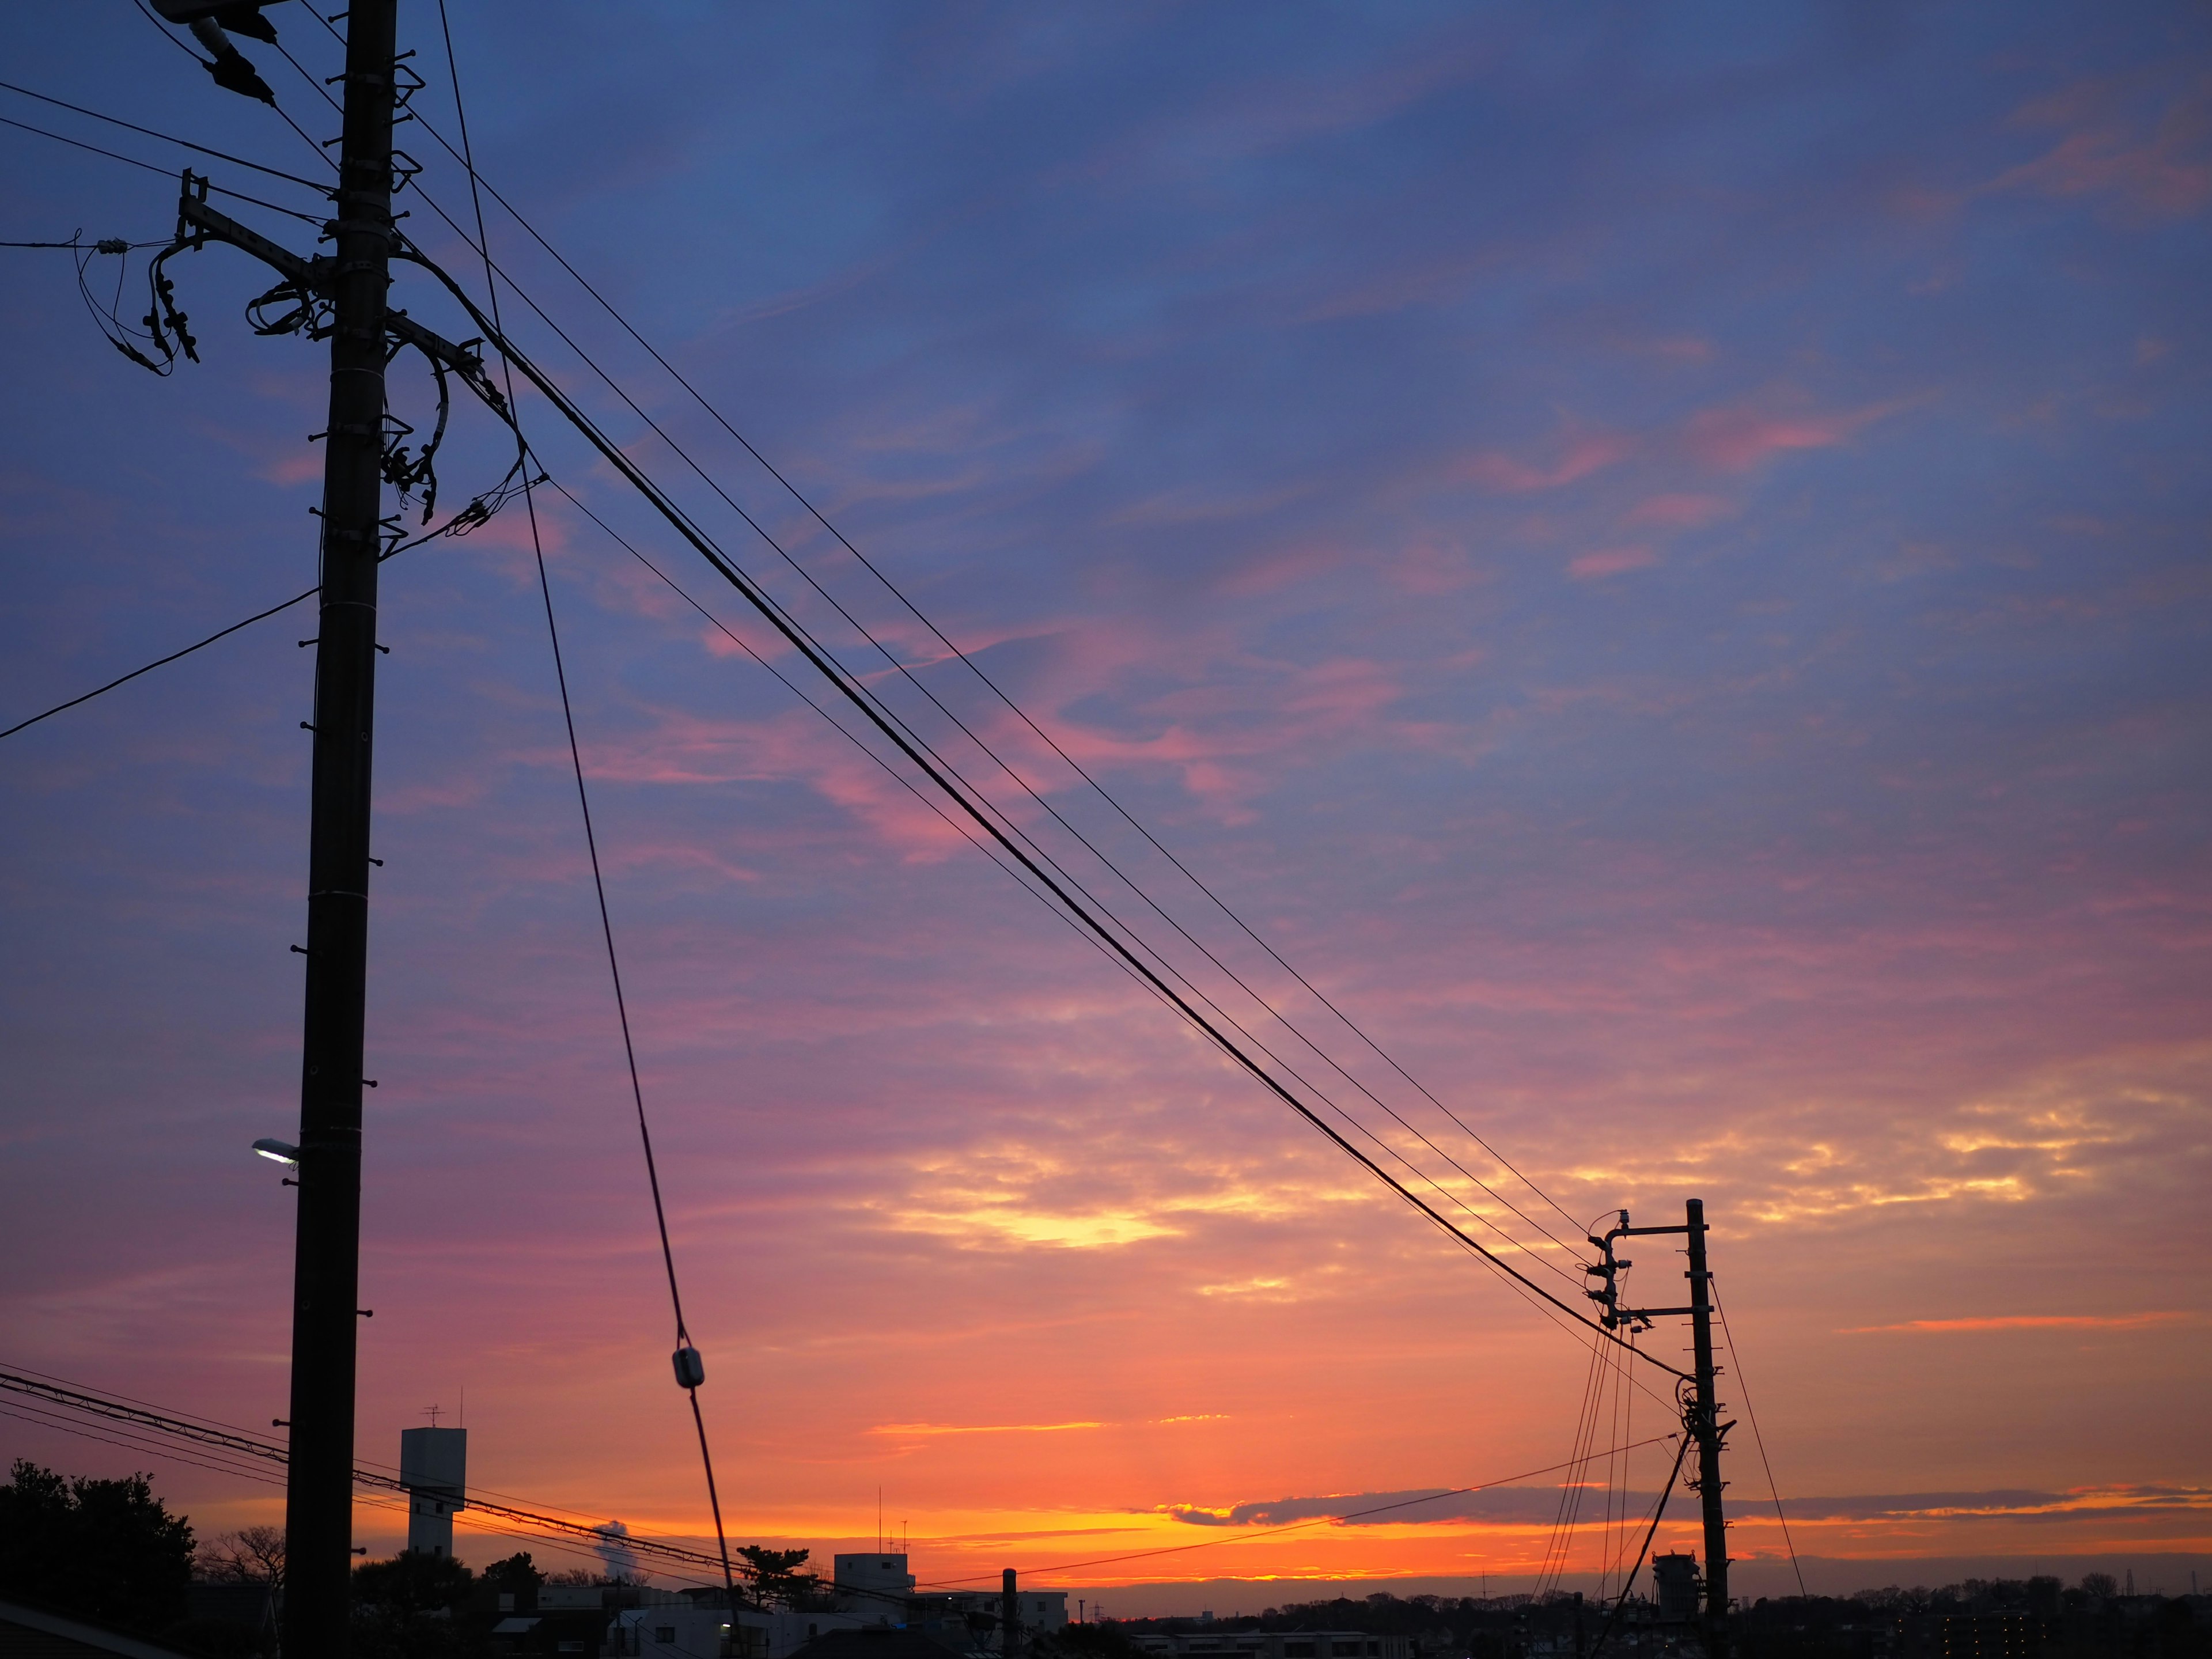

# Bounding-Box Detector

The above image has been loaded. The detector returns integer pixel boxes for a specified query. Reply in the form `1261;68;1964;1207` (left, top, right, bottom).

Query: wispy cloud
1842;1313;2199;1335
872;1421;1108;1437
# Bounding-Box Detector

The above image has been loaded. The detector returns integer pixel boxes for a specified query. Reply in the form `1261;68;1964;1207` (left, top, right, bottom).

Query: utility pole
1684;1199;1730;1657
1590;1198;1734;1658
282;2;397;1654
1002;1569;1019;1659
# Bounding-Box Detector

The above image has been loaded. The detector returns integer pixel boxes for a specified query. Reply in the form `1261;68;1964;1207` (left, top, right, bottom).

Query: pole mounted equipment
147;0;289;104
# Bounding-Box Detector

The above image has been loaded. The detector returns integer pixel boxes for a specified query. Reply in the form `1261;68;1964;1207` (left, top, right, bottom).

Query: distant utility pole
1002;1569;1020;1659
1589;1198;1736;1659
283;1;397;1654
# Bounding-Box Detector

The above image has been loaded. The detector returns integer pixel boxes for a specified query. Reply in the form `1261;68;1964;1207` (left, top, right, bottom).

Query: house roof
0;1597;199;1658
794;1627;968;1659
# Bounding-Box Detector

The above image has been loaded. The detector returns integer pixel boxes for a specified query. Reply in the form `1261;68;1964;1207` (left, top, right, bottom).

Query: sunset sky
3;1;2209;1607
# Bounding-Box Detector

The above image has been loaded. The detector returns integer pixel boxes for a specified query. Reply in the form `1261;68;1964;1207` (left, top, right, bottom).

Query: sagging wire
1588;1430;1693;1658
1714;1277;1808;1599
0;461;534;745
433;0;741;1608
36;229;194;375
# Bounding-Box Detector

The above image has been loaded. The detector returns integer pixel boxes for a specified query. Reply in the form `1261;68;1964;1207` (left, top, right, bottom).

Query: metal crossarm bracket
173;187;508;421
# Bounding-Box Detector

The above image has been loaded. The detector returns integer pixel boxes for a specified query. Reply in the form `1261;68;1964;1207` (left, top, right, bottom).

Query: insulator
672;1346;706;1389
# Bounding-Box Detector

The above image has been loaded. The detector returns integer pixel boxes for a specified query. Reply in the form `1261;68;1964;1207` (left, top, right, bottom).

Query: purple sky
3;1;2209;1593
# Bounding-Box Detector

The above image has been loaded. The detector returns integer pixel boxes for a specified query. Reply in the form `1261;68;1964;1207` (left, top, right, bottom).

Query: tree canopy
0;1460;195;1635
736;1544;821;1608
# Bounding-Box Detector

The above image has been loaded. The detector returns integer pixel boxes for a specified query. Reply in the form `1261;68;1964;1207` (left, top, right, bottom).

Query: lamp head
252;1138;300;1166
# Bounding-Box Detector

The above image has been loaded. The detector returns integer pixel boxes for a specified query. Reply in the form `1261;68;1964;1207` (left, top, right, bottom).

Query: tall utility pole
1001;1569;1019;1659
1589;1199;1733;1658
282;2;397;1653
1684;1199;1730;1657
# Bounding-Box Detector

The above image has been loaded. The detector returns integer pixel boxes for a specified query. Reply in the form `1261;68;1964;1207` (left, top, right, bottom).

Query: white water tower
400;1426;467;1558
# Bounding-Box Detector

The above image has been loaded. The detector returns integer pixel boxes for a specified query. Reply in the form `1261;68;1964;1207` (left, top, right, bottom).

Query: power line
1713;1278;1806;1599
370;205;1596;1310
0;111;325;224
55;43;1672;1385
357;63;1586;1251
537;476;1209;1028
0;81;333;194
521;475;1681;1410
0;588;313;743
355;185;1609;1315
434;0;739;1610
0;497;517;745
911;1433;1678;1588
388;248;1688;1381
247;29;1596;1307
1587;1432;1692;1658
272;4;1585;1268
0;1368;734;1583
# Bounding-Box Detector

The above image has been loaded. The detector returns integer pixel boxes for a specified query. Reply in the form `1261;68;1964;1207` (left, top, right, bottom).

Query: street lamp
253;1138;300;1166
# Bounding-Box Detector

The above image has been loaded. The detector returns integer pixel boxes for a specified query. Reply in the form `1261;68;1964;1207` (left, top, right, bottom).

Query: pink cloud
1390;537;1486;596
1568;547;1658;582
1637;336;1717;362
1458;432;1635;493
1215;541;1344;596
258;450;326;487
1624;493;1733;528
1684;402;1892;472
1994;77;2212;218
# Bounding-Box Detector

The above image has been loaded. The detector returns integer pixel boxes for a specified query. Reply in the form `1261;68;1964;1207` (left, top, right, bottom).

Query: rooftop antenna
425;1404;442;1427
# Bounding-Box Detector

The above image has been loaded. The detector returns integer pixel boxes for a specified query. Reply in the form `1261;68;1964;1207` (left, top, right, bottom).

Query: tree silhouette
0;1460;195;1635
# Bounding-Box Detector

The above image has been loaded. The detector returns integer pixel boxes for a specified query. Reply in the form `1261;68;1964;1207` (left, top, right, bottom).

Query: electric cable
0;1368;738;1585
328;227;1603;1329
1532;1335;1610;1597
256;49;1599;1313
911;1433;1680;1589
434;0;738;1609
1587;1433;1692;1658
539;476;1217;1037
273;11;1588;1271
533;478;1616;1389
395;247;1690;1381
0;494;518;744
44;43;1675;1384
0;1356;630;1532
0;111;326;224
334;46;1588;1251
1713;1278;1807;1599
0;81;334;194
449;224;1589;1286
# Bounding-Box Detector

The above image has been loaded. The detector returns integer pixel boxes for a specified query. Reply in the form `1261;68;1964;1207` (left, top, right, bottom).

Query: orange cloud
870;1421;1109;1437
1842;1312;2197;1334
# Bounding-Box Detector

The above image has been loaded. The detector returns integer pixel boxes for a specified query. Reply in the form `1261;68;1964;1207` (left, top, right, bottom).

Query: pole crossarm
172;183;510;422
